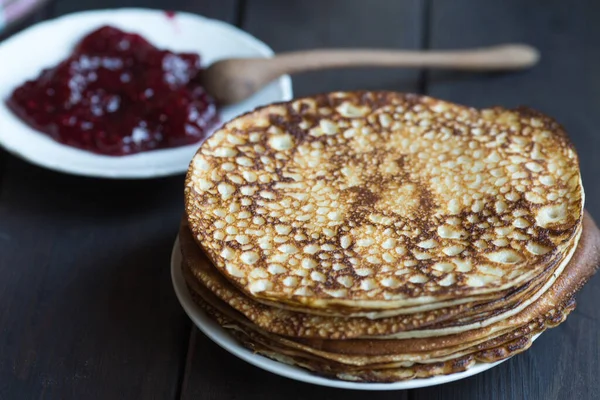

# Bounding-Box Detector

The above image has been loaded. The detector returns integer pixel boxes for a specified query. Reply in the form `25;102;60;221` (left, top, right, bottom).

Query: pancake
182;212;599;381
185;91;584;312
180;218;574;339
227;304;569;369
194;287;566;366
188;274;574;366
235;334;538;383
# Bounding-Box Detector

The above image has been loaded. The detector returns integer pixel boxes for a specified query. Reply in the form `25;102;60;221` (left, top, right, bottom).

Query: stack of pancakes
181;92;599;382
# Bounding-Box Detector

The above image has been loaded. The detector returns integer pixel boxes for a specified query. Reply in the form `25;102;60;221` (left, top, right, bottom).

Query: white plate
171;236;538;390
0;9;293;178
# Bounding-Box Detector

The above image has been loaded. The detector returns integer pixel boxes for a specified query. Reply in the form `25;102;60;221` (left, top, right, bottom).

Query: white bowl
170;236;537;390
0;8;292;178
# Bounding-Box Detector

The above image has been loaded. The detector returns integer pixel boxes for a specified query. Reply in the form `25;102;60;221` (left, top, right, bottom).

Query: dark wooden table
1;1;599;399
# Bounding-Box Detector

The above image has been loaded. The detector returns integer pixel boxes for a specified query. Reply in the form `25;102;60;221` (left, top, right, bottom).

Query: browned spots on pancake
185;91;584;310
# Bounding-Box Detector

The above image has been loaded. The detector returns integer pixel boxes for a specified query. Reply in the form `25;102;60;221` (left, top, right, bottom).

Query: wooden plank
241;0;425;97
412;1;600;399
0;1;238;399
54;0;238;21
0;161;190;400
179;1;424;398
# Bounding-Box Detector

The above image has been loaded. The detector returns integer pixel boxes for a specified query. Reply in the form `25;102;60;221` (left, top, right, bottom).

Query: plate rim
0;8;293;179
169;235;530;391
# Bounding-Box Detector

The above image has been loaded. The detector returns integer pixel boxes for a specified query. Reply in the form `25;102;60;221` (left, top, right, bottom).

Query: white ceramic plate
171;236;539;390
0;8;293;178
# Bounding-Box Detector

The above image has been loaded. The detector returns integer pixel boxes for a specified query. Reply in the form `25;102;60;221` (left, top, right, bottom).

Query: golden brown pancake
185;92;584;313
180;217;574;339
189;277;573;366
181;91;593;383
181;213;598;381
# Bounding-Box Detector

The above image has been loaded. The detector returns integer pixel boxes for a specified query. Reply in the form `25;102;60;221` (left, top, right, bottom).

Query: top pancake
185;91;584;310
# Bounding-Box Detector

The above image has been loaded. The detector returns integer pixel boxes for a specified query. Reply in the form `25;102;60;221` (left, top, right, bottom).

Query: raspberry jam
6;26;219;156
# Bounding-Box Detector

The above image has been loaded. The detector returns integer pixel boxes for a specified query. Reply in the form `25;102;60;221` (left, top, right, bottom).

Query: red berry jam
6;26;219;156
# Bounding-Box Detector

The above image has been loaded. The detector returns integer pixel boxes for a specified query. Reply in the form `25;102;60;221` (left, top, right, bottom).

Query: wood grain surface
0;1;597;399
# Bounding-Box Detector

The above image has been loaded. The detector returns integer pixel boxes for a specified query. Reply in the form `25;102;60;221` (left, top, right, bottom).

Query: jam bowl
0;8;292;178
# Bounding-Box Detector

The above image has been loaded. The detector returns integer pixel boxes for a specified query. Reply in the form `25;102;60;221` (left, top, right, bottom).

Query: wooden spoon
201;44;539;105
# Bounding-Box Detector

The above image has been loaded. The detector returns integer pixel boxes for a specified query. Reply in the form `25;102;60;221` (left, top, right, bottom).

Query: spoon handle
267;45;539;74
203;44;540;105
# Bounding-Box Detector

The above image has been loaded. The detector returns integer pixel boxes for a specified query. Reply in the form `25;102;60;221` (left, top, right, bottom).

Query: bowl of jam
0;9;293;178
8;25;220;156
